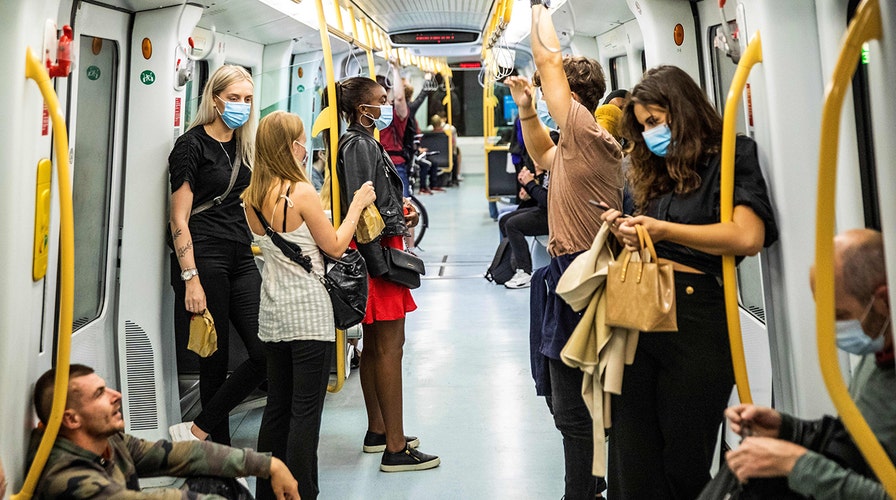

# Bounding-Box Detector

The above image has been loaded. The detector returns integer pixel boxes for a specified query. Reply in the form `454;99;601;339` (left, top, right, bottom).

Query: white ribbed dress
256;221;335;343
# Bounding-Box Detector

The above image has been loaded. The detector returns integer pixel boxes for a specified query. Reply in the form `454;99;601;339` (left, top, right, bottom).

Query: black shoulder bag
252;202;368;330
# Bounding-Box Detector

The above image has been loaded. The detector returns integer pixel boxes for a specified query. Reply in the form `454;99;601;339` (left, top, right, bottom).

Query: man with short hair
723;229;896;499
505;2;623;498
29;364;299;499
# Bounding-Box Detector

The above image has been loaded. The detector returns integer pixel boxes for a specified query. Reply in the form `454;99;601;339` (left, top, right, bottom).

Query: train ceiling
348;0;494;34
101;0;635;54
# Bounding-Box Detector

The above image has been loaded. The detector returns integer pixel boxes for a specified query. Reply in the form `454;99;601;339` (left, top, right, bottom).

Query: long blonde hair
242;111;310;210
190;64;257;165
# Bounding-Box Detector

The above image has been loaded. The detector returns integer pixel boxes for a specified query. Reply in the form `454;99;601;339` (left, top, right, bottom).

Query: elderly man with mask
722;228;896;499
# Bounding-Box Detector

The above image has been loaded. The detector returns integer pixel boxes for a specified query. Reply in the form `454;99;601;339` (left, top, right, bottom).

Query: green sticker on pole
140;70;156;85
86;66;101;80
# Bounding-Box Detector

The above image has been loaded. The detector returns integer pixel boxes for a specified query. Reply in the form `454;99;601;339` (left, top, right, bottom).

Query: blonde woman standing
243;111;374;499
168;65;265;445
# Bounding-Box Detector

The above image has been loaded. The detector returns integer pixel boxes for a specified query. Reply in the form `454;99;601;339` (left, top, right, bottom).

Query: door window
72;36;118;329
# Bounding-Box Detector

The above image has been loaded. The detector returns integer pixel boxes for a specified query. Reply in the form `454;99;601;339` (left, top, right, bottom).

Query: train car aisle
228;174;565;499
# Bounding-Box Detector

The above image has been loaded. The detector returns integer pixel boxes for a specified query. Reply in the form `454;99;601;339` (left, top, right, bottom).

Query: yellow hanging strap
815;0;896;496
720;32;763;405
14;48;76;500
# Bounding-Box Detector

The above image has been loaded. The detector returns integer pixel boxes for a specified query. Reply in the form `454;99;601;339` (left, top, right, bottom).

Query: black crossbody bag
252;201;368;330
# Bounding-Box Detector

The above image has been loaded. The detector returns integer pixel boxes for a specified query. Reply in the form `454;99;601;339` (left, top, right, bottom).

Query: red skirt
351;235;417;324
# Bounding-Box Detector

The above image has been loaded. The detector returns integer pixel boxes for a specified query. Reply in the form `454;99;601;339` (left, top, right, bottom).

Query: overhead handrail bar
13;48;76;500
720;31;762;405
815;0;896;496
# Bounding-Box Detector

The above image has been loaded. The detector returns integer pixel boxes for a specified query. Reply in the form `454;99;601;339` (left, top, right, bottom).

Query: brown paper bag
188;309;218;357
355;205;385;244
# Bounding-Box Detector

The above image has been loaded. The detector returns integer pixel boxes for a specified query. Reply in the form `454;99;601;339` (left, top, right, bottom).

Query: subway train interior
2;0;896;498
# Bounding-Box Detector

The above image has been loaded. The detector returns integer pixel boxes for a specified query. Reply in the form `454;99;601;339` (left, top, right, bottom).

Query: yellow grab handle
720;32;762;405
815;0;896;496
14;48;76;500
315;0;346;393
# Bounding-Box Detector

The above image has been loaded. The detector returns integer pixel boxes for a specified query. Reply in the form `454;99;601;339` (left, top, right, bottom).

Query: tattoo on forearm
177;241;193;258
173;228;183;240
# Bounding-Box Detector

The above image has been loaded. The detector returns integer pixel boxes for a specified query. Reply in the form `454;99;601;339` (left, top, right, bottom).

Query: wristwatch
181;268;199;281
531;0;550;6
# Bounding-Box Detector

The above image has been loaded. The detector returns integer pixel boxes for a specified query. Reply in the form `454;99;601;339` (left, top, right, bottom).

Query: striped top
255;208;335;343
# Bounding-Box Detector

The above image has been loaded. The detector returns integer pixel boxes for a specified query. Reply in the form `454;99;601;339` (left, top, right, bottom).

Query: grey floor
229;174;566;499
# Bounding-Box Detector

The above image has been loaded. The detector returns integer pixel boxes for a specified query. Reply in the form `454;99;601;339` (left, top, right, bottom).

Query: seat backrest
419;132;451;171
487;149;518;198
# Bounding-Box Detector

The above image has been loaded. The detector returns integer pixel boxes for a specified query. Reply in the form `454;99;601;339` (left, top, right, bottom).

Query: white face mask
835;297;890;355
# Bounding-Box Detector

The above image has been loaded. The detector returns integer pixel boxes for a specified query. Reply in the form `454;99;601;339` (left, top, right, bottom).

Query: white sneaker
235;477;250;491
169;421;200;442
504;270;532;289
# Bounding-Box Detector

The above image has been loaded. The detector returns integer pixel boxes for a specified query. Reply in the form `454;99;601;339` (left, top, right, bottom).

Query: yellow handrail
720;31;762;405
815;0;896;496
315;0;346;393
14;48;75;500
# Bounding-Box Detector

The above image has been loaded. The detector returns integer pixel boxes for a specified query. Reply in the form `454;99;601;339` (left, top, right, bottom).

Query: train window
708;22;746;133
609;55;632;92
848;0;880;230
184;61;208;127
72;35;118;330
709;22;766;323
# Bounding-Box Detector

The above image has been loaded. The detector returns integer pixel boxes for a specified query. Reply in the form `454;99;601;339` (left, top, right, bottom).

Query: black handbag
382;246;425;289
356;239;425;289
252;207;368;330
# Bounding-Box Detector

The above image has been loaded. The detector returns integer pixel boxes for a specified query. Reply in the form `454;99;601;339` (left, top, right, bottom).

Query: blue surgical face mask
363;104;393;131
642;123;672;157
535;97;557;130
836;297;890;355
216;96;251;129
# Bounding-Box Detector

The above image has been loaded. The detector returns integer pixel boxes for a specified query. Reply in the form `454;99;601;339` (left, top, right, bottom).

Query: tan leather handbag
606;224;677;332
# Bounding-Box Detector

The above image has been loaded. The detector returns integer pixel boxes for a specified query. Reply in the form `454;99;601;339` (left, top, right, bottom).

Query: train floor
228;173;566;499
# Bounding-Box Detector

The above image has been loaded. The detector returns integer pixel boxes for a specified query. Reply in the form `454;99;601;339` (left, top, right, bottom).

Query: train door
65;3;130;389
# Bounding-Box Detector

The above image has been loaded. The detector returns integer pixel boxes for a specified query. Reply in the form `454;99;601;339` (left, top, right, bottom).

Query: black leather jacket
337;124;409;237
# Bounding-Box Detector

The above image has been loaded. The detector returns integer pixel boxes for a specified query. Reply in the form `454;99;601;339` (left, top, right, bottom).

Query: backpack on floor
485;237;514;285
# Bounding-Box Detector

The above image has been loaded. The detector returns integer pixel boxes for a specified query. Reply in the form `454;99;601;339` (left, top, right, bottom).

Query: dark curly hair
620;65;723;211
333;77;385;125
533;56;606;114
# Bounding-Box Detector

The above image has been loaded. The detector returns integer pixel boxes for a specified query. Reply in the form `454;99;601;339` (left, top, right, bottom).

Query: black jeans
255;340;334;500
607;273;734;500
171;236;266;445
499;207;548;274
546;358;607;500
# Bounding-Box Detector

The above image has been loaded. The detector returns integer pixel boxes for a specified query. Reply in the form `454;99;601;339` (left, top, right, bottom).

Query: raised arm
505;76;556;169
530;4;573;131
390;63;408;120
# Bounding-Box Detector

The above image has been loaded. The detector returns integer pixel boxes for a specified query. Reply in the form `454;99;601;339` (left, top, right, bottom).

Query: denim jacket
337;124;409;238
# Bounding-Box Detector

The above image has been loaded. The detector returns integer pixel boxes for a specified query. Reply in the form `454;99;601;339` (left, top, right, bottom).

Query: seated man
500;164;549;290
723;228;896;499
28;364;299;499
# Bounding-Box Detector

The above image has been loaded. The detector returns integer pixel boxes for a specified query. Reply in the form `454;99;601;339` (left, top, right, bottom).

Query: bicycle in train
406;145;437;248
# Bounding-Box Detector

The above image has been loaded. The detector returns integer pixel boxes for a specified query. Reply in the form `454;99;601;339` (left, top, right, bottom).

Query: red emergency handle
48;25;73;78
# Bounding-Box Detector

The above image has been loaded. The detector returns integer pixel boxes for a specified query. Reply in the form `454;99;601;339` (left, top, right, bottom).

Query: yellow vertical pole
14;48;75;500
314;0;346;393
720;33;763;405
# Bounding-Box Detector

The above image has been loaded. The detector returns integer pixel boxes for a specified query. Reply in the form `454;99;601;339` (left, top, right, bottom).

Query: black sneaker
362;431;420;453
380;445;440;472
